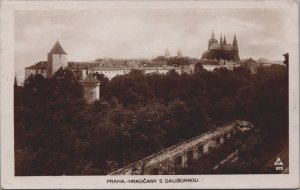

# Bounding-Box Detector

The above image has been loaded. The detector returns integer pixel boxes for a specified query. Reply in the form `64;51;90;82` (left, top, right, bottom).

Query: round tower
80;74;100;104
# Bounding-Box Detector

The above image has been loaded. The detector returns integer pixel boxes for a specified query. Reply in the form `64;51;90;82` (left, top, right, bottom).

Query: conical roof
80;74;100;84
48;41;67;55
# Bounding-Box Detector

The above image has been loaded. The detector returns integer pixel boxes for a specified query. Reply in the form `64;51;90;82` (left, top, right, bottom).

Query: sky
15;8;294;82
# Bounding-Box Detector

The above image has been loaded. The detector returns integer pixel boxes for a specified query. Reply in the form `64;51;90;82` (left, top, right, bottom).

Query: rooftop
25;61;47;69
80;74;100;84
48;41;67;55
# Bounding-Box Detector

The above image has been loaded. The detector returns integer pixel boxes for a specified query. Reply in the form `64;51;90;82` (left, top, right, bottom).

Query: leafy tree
15;61;288;175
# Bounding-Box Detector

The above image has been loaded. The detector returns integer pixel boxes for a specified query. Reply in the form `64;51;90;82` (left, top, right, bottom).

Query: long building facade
25;41;183;81
24;42;185;103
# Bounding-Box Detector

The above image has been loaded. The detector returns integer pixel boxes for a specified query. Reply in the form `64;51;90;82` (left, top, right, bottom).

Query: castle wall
109;121;250;175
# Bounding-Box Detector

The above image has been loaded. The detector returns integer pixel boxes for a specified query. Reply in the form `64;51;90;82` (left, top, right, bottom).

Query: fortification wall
109;120;251;175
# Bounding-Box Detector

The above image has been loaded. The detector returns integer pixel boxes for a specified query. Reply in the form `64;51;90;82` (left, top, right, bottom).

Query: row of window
84;70;172;75
85;70;130;75
35;69;45;74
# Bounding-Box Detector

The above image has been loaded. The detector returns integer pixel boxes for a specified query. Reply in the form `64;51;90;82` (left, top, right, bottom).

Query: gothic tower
233;34;238;51
232;34;240;61
223;35;227;44
208;31;218;48
47;41;68;77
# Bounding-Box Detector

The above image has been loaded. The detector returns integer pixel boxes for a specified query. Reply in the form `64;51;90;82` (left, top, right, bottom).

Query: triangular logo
274;157;284;166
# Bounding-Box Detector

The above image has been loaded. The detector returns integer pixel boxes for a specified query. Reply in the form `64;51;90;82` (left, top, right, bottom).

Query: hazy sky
15;8;294;82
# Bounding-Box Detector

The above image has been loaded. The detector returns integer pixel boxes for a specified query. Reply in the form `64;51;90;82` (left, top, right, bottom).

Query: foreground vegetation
15;63;288;175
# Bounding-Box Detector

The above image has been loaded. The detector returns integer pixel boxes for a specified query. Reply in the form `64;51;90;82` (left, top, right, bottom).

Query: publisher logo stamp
274;157;284;171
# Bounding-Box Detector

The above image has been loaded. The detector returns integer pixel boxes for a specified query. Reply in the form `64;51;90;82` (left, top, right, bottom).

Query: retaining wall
109;120;251;175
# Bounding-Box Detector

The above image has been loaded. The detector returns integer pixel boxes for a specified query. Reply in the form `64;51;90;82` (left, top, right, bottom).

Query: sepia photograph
1;0;299;189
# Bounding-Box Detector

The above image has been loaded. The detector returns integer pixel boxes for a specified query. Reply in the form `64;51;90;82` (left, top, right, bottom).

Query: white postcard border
1;0;299;189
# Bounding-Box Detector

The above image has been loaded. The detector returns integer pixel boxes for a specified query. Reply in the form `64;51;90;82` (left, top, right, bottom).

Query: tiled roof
25;61;47;69
68;62;101;69
80;74;100;84
48;41;67;55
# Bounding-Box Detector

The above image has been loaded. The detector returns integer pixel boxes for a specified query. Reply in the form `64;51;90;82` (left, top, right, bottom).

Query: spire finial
211;30;215;40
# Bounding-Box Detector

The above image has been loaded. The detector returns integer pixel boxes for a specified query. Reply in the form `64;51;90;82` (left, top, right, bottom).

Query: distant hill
255;58;283;65
257;58;271;64
270;60;284;65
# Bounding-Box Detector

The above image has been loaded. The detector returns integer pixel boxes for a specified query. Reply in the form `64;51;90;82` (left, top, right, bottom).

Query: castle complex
24;41;184;103
201;32;240;62
24;32;250;103
25;41;101;103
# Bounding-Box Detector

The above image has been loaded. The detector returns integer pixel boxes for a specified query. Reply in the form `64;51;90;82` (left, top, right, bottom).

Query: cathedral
201;32;240;62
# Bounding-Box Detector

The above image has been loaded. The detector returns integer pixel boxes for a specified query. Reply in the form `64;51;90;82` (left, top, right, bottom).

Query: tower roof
211;31;216;40
48;41;67;55
80;74;100;84
233;33;237;42
223;35;227;44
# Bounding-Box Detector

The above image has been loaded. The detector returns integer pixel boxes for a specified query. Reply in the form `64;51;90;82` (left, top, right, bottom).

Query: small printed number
276;166;283;171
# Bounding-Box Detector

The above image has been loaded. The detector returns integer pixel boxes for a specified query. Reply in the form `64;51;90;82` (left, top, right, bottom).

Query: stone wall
109;120;252;175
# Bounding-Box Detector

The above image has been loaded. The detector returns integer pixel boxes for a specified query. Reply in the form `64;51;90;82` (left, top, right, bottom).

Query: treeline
14;63;288;175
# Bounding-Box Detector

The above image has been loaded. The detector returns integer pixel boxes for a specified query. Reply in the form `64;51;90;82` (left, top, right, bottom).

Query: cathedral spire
233;33;237;45
233;33;238;52
211;30;216;40
223;35;227;44
220;34;223;45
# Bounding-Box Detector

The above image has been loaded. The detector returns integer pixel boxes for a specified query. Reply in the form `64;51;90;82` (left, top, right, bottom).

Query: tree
94;72;111;99
15;58;288;175
283;53;289;68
